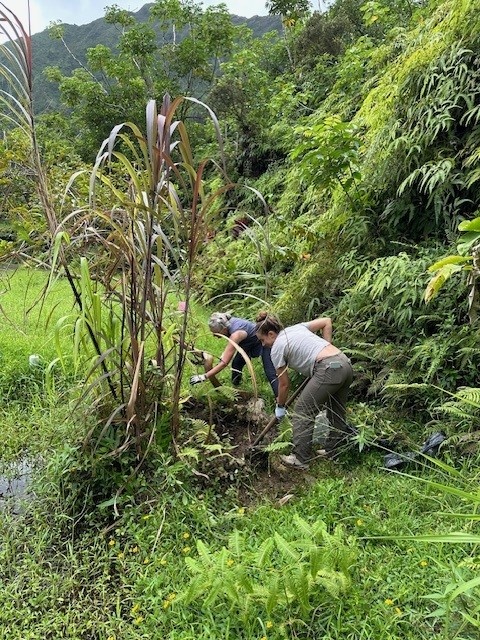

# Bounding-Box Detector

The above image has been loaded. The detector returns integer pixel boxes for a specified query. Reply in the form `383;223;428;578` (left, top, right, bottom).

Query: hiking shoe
280;454;309;470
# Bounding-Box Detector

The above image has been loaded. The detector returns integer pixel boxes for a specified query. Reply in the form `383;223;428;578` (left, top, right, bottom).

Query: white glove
190;374;207;385
275;405;287;419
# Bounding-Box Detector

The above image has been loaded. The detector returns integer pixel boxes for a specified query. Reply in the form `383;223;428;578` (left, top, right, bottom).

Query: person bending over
255;311;353;469
190;312;278;396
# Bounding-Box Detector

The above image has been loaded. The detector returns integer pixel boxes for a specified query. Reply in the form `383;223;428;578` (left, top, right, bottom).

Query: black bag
384;431;446;470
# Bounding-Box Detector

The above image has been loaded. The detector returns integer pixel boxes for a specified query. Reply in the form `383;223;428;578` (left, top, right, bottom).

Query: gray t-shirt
271;323;330;378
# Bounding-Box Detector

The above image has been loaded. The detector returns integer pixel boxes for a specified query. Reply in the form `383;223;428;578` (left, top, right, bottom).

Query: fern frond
181;574;208;604
178;446;200;462
274;532;300;562
265;575;281;615
315;569;350;597
384;382;430;394
184;557;202;573
455;387;480;408
434;387;480;419
291;567;311;615
203;577;223;607
310;546;324;579
435;405;476;420
187;419;221;444
228;529;243;558
196;539;213;570
222;576;241;605
264;440;290;453
256;536;275;567
293;515;314;538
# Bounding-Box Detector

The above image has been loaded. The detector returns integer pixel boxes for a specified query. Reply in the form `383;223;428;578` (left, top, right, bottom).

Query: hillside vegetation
195;0;480;435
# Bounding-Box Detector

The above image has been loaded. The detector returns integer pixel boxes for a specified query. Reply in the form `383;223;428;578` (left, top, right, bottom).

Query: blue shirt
228;317;261;354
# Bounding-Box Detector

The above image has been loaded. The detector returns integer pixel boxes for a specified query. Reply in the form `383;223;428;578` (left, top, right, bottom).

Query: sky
2;0;267;37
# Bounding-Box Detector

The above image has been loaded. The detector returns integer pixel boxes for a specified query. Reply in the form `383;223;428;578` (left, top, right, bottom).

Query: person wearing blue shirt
190;312;278;396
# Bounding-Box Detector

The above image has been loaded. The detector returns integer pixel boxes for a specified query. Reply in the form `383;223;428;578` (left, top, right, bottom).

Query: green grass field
0;269;478;640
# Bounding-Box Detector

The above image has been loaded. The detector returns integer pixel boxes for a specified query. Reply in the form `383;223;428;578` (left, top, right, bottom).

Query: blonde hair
208;312;232;333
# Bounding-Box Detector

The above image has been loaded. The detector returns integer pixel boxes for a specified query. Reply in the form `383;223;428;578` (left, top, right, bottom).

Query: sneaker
280;454;309;470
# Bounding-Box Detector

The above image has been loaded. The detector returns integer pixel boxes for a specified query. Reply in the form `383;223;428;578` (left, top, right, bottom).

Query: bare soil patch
182;394;325;507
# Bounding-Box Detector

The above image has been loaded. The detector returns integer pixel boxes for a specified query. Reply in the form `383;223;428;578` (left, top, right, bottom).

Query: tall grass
1;5;235;476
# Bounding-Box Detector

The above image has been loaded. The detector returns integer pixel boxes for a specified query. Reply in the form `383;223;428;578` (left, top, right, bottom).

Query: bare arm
276;366;290;406
305;317;332;342
205;329;247;381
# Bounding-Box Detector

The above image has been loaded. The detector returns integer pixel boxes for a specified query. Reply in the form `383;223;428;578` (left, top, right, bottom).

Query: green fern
315;569;350;597
434;386;480;422
256;536;275;567
228;529;243;558
263;440;290;453
454;387;480;409
265;574;281;616
436;405;476;421
408;338;452;383
274;532;300;562
176;517;357;629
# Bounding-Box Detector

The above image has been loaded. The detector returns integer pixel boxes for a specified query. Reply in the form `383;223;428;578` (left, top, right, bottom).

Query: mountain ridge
30;4;281;113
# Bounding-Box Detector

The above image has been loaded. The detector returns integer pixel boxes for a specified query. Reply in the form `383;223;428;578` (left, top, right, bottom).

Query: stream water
0;459;32;512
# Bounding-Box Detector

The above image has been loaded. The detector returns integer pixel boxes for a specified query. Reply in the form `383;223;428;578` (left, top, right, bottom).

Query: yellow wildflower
167;593;176;601
131;546;139;554
385;598;394;606
130;604;140;616
395;607;402;615
266;620;273;629
238;507;245;515
160;558;167;565
227;559;235;567
420;560;428;567
143;557;150;564
182;546;191;554
183;532;190;539
108;539;115;547
134;616;144;625
356;519;364;526
117;552;124;559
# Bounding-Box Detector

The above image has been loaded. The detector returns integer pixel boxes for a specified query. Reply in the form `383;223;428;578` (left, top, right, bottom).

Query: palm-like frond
0;3;33;132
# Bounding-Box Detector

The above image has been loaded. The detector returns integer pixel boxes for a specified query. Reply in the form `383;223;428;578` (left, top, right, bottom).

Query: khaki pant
292;353;353;463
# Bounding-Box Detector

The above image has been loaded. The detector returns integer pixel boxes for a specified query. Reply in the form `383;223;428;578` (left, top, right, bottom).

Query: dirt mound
182;395;319;506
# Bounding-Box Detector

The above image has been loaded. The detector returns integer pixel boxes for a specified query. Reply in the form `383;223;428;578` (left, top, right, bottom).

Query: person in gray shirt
255;311;353;469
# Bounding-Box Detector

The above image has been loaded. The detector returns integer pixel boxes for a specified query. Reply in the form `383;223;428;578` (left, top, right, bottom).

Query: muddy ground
182;394;339;507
